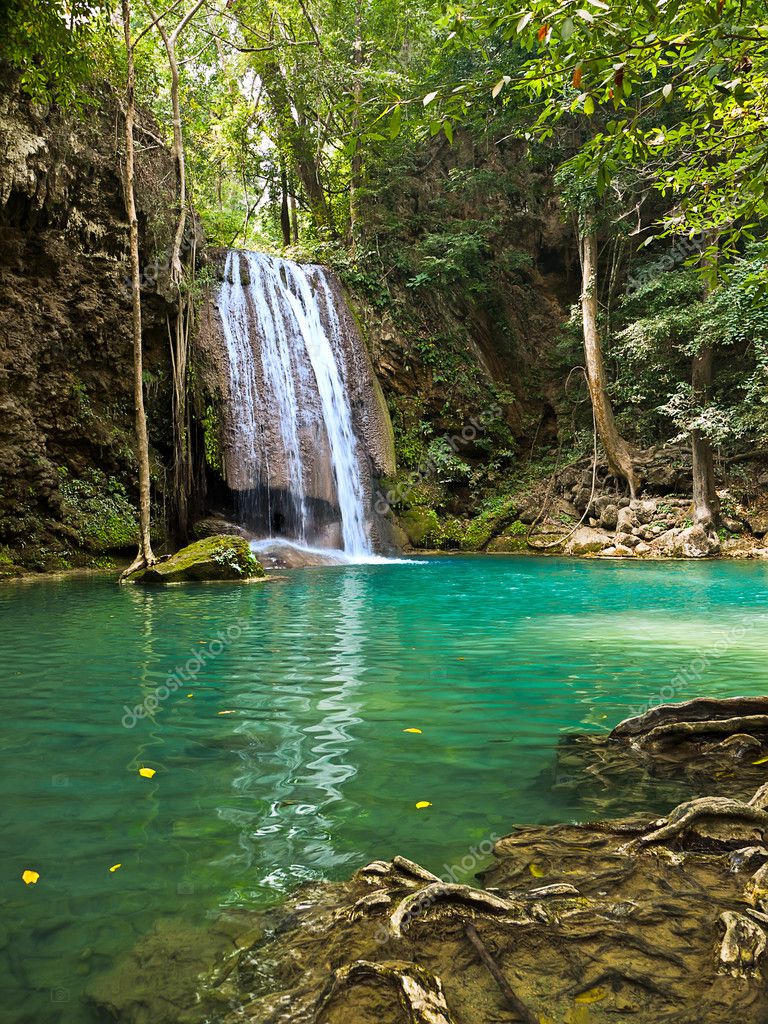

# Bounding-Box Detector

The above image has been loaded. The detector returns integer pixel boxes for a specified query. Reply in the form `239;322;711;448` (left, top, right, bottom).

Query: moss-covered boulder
399;507;441;547
132;536;264;583
461;495;518;551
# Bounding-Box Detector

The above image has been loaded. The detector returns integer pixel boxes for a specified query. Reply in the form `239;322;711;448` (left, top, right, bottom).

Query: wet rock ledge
90;698;768;1024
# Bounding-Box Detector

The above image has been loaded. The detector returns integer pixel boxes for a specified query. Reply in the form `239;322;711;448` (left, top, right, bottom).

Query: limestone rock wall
0;71;176;569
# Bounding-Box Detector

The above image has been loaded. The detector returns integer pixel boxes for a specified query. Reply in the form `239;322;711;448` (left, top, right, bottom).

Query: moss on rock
461;495;519;551
132;536;264;584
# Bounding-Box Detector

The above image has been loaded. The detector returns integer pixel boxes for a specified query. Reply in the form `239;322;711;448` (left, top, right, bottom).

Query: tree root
315;959;455;1024
119;550;157;583
632;717;768;748
463;922;537;1024
389;883;529;938
719;911;767;978
631;796;768;847
610;697;768;740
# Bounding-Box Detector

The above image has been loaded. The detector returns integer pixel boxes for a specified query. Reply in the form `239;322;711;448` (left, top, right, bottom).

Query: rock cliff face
0;71;176;571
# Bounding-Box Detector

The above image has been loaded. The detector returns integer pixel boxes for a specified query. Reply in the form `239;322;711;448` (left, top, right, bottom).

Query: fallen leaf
186;693;193;698
753;756;768;765
403;728;423;734
109;863;122;872
21;870;39;885
138;767;156;779
528;862;545;877
218;710;236;716
575;986;608;1004
415;801;432;809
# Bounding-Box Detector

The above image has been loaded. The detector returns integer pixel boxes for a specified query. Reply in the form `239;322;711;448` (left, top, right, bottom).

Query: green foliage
462;494;518;550
58;468;139;552
0;1;114;106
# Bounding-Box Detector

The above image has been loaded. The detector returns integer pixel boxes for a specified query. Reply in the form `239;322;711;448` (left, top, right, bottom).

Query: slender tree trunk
148;0;206;284
349;0;363;248
147;0;206;539
261;60;337;236
579;217;639;497
290;180;299;243
691;344;720;529
121;0;155;577
280;165;291;248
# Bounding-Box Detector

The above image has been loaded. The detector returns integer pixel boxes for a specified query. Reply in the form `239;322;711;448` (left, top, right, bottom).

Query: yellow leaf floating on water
403;728;422;734
21;870;39;885
218;710;236;716
138;767;156;779
574;986;608;1004
528;862;545;877
415;801;432;809
109;864;122;873
186;693;193;698
753;756;768;765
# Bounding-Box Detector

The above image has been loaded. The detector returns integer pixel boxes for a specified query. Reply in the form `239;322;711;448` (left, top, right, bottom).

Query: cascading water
216;250;372;556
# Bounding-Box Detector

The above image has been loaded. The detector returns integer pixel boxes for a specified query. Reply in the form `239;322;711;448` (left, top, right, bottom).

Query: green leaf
584;95;595;115
560;17;575;40
388;105;402;139
443;120;454;144
516;12;533;33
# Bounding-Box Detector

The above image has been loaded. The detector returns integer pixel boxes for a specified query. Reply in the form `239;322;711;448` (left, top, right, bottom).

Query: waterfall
216;250;372;556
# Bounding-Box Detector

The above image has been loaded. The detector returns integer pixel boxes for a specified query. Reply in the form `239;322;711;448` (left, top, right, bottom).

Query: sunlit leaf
575;986;609;1004
415;800;432;809
423;91;438;107
403;728;423;733
109;863;122;872
528;862;545;877
138;767;156;778
21;869;40;885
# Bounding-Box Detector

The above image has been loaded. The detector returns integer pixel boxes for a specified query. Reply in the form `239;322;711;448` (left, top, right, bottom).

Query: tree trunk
579;219;639;497
280;165;291;248
148;0;206;284
348;0;363;248
290;180;299;243
691;344;720;529
121;0;155;577
261;60;337;236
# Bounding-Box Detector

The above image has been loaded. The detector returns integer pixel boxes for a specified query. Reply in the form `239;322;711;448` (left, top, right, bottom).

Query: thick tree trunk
691;344;720;529
579;222;639;497
121;0;155;577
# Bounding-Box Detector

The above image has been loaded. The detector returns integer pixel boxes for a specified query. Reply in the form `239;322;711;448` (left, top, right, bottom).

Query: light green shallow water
2;555;768;1021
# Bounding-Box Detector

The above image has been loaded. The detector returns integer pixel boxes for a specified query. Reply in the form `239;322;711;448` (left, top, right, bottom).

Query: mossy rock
487;521;529;552
132;536;265;584
399;507;441;548
462;496;519;551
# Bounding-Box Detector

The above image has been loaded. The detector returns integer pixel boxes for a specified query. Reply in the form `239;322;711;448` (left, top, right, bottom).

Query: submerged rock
131;535;264;583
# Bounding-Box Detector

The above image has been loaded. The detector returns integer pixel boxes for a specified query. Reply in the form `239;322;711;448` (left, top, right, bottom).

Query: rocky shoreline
82;697;768;1024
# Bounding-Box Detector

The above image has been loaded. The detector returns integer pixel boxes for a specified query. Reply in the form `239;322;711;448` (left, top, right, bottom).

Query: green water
2;555;768;1021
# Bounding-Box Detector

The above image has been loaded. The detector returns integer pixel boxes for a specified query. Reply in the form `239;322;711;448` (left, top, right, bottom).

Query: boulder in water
131;536;264;583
